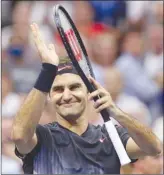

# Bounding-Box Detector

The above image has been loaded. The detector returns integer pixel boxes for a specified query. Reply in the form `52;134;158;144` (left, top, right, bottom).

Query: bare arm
88;76;162;159
11;23;59;154
11;89;47;154
110;106;162;159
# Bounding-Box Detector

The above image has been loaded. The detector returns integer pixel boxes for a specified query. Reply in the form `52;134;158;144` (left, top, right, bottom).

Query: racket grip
105;120;131;166
100;109;110;122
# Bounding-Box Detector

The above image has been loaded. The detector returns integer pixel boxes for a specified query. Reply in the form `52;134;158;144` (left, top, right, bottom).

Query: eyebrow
52;82;82;90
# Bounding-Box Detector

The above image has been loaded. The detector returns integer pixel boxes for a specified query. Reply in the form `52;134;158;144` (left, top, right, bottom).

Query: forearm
110;105;162;156
12;88;47;142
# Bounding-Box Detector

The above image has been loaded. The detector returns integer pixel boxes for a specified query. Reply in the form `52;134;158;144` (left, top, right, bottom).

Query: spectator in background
132;116;163;175
1;1;13;28
90;32;118;86
2;1;41;94
121;116;163;174
115;29;162;120
144;24;163;79
104;67;152;126
151;1;163;25
89;1;127;27
69;1;113;43
91;32;118;67
73;1;95;38
2;118;22;174
144;24;163;118
2;66;22;118
132;155;163;174
126;1;150;31
126;1;163;31
5;35;41;94
2;1;31;49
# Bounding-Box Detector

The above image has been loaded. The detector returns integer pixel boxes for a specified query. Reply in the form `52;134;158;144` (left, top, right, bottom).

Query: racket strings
58;10;92;77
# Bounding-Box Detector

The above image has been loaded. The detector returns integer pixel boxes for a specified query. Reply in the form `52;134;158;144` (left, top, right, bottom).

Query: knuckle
97;99;101;104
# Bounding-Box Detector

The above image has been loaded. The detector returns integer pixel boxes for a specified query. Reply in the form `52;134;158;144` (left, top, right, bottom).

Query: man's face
50;73;88;121
124;32;144;57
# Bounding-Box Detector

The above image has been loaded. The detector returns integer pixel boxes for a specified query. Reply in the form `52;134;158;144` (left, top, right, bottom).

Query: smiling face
50;73;88;122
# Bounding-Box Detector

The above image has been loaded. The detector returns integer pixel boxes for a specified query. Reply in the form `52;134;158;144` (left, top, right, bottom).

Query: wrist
109;104;124;119
34;63;58;93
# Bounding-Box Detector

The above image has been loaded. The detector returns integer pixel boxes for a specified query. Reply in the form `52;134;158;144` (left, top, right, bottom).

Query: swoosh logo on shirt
99;136;106;143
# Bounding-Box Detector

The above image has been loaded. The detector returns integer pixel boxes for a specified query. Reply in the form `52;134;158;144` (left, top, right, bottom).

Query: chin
62;110;81;119
64;113;81;121
58;108;84;121
56;102;86;120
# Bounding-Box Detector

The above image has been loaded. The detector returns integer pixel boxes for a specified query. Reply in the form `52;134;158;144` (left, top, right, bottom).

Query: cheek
74;91;88;101
50;94;62;105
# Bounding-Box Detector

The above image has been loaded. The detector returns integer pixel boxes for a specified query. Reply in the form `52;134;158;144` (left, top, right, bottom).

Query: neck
56;113;89;136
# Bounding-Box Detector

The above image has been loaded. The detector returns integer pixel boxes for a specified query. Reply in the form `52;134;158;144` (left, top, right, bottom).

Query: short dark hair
58;56;78;75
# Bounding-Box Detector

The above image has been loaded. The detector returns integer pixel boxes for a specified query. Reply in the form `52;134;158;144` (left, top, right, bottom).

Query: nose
62;88;72;102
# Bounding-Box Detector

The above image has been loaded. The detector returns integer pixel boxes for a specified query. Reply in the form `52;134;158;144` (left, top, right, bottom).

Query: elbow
151;149;162;157
150;142;162;157
11;131;23;144
11;127;28;144
154;146;162;156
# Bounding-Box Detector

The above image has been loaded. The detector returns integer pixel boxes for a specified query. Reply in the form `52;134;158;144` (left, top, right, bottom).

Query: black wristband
34;63;58;92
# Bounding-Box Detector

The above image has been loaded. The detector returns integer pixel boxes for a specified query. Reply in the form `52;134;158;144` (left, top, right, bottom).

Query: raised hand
88;76;115;113
30;23;59;66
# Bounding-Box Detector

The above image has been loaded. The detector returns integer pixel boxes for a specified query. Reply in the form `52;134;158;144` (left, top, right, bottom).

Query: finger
30;23;37;38
31;23;39;37
33;23;43;42
95;103;109;113
88;76;102;89
88;88;106;100
93;96;108;108
48;44;59;59
48;44;56;52
88;90;100;101
88;89;105;100
31;23;46;49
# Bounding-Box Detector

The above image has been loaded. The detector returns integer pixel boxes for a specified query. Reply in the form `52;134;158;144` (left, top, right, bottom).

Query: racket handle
100;109;110;122
105;120;131;166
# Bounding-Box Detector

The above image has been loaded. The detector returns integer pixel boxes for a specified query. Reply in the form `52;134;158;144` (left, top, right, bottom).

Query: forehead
53;73;85;87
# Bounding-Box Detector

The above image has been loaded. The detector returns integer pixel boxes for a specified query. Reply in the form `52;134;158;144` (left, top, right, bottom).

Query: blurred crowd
1;1;163;174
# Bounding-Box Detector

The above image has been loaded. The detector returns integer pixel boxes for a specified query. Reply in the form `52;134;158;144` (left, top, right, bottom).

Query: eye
53;87;64;93
70;84;81;91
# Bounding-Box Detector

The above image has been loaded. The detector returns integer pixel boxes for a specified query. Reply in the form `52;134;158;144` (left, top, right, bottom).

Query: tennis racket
53;4;131;166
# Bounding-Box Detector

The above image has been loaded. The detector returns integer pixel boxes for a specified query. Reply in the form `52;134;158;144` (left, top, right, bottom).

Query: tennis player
11;23;162;174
